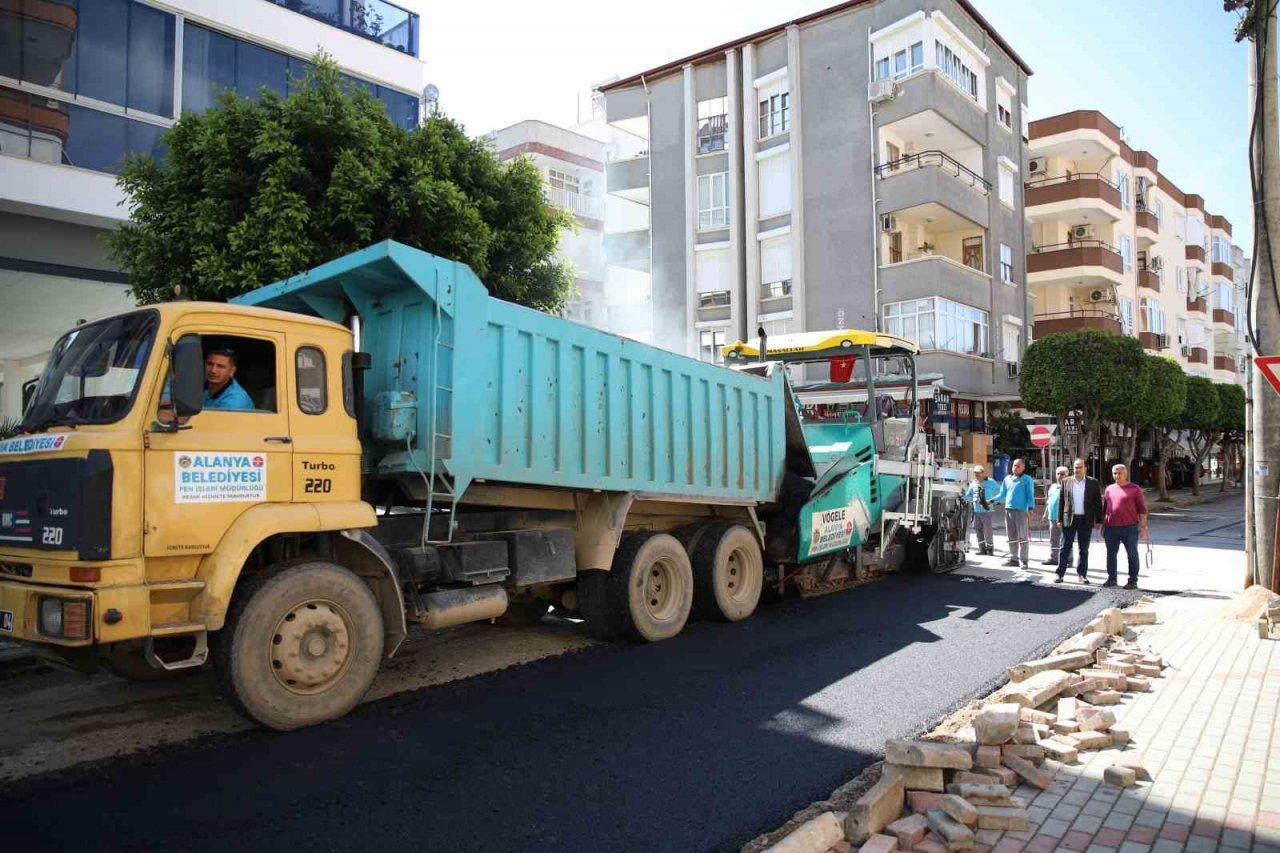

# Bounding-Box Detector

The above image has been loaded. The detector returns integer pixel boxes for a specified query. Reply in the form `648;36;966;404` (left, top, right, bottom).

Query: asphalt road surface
6;571;1143;853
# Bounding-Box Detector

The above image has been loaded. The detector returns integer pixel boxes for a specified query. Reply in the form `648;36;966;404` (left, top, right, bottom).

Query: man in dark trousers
1055;457;1104;584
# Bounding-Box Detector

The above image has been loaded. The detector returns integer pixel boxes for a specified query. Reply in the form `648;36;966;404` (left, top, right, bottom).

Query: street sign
1029;424;1057;449
1256;356;1280;396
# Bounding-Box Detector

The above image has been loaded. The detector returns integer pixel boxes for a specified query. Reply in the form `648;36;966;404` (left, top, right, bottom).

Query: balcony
1213;308;1235;328
606;154;649;204
1137;269;1161;292
1136;206;1160;245
876;151;990;227
878;254;990;306
1025;173;1122;223
1215;354;1237;373
1033;309;1122;339
1211;261;1233;279
1186;294;1208;314
1027;240;1124;288
603;228;650;273
1185;346;1209;365
1185;245;1206;264
547;186;604;222
1138;331;1169;350
268;0;420;55
875;73;987;147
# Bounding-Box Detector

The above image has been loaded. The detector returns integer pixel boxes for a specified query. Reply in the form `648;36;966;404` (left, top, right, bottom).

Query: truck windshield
20;312;159;431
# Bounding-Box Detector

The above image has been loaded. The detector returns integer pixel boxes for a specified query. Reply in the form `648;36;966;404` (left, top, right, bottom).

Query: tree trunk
1221;441;1229;492
1157;431;1173;502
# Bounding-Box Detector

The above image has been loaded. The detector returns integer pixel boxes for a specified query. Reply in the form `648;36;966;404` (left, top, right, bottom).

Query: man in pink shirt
1102;463;1149;589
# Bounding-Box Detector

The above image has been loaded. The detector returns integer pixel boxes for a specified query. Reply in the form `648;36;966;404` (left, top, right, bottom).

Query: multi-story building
0;0;425;420
1025;110;1247;386
489;118;653;344
598;0;1033;451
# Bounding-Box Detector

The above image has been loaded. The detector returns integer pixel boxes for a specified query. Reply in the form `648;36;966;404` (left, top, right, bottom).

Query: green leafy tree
1173;376;1222;496
1215;383;1247;491
1135;357;1189;502
1019;330;1147;458
106;56;575;311
987;405;1029;456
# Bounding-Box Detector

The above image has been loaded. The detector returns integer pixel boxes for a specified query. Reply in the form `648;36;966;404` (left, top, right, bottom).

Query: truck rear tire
691;524;764;622
214;561;384;731
578;533;693;642
495;598;550;626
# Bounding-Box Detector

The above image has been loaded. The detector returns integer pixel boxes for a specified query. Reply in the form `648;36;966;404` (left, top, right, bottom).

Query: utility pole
1245;0;1280;590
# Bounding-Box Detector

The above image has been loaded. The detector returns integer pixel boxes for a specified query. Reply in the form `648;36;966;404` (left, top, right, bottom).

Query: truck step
150;621;206;636
147;580;207;592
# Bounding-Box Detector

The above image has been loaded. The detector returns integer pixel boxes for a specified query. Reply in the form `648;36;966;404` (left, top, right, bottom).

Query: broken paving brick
885;739;974;769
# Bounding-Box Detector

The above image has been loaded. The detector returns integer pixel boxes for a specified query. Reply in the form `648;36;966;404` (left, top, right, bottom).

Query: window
1177;266;1186;293
1212;236;1232;264
341;352;357;419
758;83;790;139
876;57;891;80
894;50;908;78
999;243;1013;283
1216;282;1235;313
962;236;984;272
1118;296;1135;335
266;0;420;57
1020;103;1029;140
1140;298;1165;335
1136;176;1149;212
910;42;924;73
699;329;728;364
995;79;1014;131
761;236;793;299
997;104;1011;129
1174;212;1187;240
695;248;731;309
758;153;792;218
1119;235;1133;271
697;173;729;230
1154;199;1163;224
1115;170;1130;210
697;97;728;154
296;347;327;414
883;297;987;355
998;162;1015;207
934;42;979;101
1002;322;1020;362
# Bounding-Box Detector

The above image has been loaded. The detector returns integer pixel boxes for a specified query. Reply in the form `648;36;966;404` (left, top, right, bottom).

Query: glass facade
0;0;419;176
266;0;419;56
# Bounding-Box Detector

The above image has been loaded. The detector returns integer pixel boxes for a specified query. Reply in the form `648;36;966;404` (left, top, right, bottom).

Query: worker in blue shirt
202;346;255;410
991;457;1036;569
962;465;1001;556
1042;466;1070;567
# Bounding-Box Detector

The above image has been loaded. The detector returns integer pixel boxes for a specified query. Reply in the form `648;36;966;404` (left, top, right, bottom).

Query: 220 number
41;527;63;546
303;478;333;494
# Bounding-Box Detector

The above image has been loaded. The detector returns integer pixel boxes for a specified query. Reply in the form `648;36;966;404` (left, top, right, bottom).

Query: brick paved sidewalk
980;594;1279;853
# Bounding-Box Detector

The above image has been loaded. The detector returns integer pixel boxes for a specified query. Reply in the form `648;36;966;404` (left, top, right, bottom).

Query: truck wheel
102;639;201;682
692;524;764;622
213;561;384;731
495;598;550;626
579;533;693;642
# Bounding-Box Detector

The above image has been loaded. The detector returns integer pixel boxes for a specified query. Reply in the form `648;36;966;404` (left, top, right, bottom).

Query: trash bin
993;454;1010;481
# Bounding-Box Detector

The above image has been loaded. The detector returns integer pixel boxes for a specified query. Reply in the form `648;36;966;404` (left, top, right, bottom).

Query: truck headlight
37;597;90;640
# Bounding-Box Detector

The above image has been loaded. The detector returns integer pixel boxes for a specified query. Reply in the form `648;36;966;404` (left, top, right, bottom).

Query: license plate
0;610;11;632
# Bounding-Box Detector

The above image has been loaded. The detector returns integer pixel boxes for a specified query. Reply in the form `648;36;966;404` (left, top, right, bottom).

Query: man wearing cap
991;458;1036;569
202;346;255;410
963;465;1001;556
1042;466;1069;566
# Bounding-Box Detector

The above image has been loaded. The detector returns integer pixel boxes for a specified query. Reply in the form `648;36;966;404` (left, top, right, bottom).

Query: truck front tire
579;533;693;642
214;561;384;731
691;524;764;622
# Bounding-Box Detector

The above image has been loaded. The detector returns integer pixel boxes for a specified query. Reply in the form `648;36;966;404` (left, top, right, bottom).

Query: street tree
1171;376;1222;496
1019;330;1147;458
987;405;1029;457
1215;383;1247;491
1134;357;1189;502
106;56;576;312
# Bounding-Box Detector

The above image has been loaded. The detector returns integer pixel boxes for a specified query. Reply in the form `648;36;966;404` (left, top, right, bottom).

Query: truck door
287;336;362;503
143;327;292;557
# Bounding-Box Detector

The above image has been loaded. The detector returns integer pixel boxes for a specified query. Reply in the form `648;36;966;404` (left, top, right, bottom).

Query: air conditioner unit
881;214;898;233
1087;286;1116;304
1071;225;1093;240
868;79;896;103
1029;157;1047;175
1181;345;1192;357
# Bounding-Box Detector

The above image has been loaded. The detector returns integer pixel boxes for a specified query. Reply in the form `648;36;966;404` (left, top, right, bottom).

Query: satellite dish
423;83;440;101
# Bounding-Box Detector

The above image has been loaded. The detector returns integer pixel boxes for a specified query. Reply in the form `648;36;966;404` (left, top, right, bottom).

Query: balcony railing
1215;354;1237;372
1138;268;1161;291
761;280;793;300
268;0;419;55
1032;308;1122;338
547;186;604;220
1186;245;1206;263
1138;331;1170;350
1135;204;1160;234
697;115;728;155
1024;172;1122;210
874;150;991;193
1185;346;1209;365
698;290;731;309
1027;240;1123;275
1186;293;1209;313
1213;308;1236;327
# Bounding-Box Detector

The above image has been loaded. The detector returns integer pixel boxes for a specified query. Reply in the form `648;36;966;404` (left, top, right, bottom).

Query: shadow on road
5;573;1118;853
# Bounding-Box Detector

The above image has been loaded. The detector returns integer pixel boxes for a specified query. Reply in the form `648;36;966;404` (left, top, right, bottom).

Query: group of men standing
963;457;1150;588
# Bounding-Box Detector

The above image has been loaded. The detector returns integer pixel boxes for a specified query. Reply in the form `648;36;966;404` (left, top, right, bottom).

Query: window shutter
696;249;730;293
760;237;792;284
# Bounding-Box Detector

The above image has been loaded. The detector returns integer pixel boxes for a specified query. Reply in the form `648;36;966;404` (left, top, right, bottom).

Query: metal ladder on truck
421;280;458;544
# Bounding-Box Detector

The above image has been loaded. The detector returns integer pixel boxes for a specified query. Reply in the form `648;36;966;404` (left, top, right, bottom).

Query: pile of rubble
763;603;1164;853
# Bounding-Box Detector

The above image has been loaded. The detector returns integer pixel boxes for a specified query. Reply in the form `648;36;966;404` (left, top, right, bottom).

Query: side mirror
172;335;204;418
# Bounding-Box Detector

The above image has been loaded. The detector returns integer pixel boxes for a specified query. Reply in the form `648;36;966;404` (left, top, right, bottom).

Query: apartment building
489;118;653;343
0;0;425;420
1025;110;1248;386
599;0;1032;452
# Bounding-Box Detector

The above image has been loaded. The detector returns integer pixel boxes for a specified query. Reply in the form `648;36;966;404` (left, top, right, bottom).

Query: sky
410;0;1254;252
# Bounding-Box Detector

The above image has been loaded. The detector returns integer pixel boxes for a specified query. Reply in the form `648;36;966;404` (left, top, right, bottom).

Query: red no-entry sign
1257;356;1280;396
1030;424;1056;449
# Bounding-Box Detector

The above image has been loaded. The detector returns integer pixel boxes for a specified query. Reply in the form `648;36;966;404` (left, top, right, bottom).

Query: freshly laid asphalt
5;572;1141;853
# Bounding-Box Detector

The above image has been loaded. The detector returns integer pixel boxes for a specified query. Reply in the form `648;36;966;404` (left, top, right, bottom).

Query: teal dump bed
234;241;789;504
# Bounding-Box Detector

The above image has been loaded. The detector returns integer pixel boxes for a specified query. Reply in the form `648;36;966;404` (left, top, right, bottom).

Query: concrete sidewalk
976;593;1278;853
